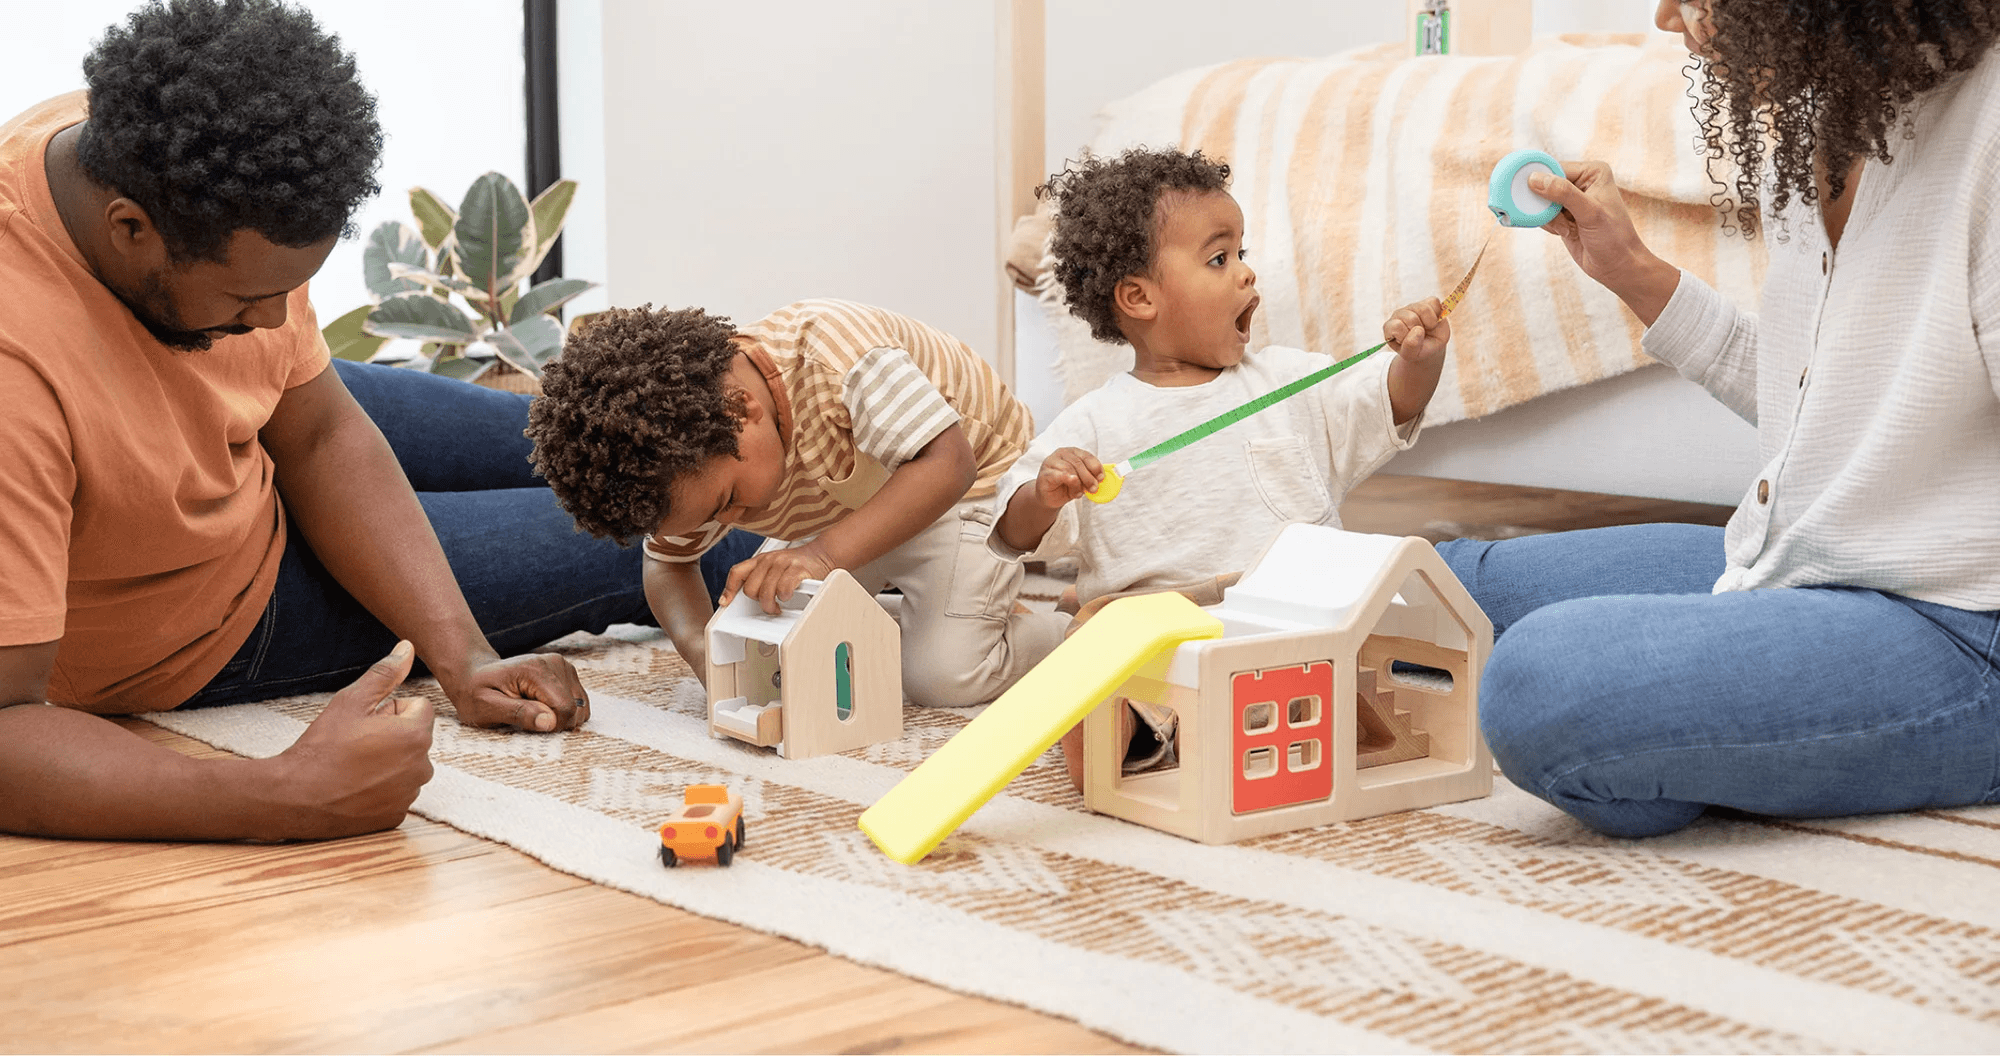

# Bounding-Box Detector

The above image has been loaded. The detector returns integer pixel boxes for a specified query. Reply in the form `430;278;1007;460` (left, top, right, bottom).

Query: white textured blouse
1641;45;2000;611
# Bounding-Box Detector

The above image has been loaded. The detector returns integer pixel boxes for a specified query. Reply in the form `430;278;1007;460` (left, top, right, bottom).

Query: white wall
1;0;523;334
598;0;999;352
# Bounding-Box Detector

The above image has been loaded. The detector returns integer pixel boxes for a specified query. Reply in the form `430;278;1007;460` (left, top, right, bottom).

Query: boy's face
1129;189;1259;368
651;364;788;541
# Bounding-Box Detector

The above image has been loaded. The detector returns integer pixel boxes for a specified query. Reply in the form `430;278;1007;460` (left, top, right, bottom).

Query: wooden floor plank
2;476;1727;1054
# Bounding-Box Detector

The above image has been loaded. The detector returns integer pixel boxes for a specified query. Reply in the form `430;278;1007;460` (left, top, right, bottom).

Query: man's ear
102;198;168;269
1114;275;1158;324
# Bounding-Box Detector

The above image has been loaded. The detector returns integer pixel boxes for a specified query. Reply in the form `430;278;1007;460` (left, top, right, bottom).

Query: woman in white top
1435;0;2000;836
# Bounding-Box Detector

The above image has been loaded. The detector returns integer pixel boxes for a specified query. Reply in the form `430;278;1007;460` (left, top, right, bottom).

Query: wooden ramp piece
858;593;1223;864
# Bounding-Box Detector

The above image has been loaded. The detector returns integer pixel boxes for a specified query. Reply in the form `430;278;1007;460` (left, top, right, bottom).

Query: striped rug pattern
147;628;2000;1054
1033;34;1770;422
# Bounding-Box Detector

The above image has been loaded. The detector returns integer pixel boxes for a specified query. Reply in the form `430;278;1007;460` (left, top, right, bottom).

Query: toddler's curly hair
526;306;748;545
1037;147;1232;344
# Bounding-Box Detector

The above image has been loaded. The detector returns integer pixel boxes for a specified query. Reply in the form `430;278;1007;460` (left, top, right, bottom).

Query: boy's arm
723;424;975;612
645;554;716;681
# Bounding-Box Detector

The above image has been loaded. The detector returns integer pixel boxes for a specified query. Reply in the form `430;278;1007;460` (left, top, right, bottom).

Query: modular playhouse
860;523;1494;863
705;569;902;759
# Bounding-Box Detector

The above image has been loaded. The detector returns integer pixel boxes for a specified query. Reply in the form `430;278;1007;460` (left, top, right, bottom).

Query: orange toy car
657;784;746;867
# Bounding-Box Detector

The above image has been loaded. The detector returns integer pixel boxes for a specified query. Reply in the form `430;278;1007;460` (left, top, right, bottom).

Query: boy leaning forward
528;298;1066;708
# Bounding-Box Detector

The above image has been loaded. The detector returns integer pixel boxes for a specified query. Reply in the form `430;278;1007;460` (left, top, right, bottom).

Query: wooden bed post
994;0;1044;388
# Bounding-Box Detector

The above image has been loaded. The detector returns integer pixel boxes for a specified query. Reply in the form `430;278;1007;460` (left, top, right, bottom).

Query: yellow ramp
858;592;1223;864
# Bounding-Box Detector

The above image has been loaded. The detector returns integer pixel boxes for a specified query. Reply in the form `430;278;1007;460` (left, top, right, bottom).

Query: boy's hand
1033;447;1105;508
1384;297;1450;367
720;541;837;615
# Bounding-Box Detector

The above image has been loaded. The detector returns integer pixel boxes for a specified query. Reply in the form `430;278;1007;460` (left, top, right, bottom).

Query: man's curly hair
526;306;749;546
77;0;382;263
1694;0;2000;235
1038;147;1232;344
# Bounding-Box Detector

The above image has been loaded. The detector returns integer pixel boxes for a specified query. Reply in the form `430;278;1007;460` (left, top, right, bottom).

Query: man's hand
1032;447;1106;508
720;541;836;615
265;640;435;839
442;652;592;732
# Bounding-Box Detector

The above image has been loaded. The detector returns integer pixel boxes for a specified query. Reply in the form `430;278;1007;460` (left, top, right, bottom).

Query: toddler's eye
1238;248;1250;261
1209;251;1228;267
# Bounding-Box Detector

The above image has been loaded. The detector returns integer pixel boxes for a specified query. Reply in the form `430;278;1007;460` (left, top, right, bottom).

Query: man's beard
125;270;253;352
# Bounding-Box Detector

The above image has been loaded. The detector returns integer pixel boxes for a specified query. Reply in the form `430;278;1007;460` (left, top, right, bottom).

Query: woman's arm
1531;162;1761;423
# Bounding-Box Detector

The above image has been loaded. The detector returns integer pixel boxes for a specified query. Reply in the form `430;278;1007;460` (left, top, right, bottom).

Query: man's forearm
265;378;494;688
0;705;282;840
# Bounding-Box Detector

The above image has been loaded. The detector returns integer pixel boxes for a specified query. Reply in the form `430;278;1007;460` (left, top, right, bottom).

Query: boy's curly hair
526;306;749;545
1694;0;2000;236
1037;147;1232;344
77;0;382;263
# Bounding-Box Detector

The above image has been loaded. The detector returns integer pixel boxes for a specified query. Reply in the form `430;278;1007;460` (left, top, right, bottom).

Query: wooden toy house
705;569;902;759
1080;523;1492;843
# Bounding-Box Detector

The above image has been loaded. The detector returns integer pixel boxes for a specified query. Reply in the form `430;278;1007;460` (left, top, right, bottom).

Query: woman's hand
1531;162;1683;326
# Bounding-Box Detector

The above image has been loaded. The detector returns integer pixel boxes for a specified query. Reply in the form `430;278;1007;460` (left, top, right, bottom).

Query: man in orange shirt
0;0;752;841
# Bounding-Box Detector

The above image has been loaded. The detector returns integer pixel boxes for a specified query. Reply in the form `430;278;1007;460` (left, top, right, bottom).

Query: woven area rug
144;627;2000;1054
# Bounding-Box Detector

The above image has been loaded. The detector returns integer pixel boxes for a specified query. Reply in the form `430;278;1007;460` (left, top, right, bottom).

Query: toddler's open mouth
1235;296;1260;342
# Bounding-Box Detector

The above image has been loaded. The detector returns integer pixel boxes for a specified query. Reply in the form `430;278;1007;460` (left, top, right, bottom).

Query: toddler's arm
995;446;1104;553
1382;296;1451;424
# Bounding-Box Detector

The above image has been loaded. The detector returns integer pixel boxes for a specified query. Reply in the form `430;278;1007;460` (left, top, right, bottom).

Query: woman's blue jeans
184;360;762;708
1435;524;2000;837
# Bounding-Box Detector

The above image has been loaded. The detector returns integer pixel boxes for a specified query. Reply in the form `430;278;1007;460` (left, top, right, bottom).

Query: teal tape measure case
1489;149;1563;228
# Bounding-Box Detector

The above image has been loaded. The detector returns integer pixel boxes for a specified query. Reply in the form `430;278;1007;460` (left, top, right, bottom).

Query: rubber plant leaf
526;179;577;276
362;221;431;302
321;304;388;362
408;186;458;251
489;313;564;378
453;171;536;301
385;261;488;305
509;277;595;326
363;291;483;343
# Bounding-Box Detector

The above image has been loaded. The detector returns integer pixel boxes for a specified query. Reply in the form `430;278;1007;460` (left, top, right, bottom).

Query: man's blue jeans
1436;524;2000;837
184;360;761;708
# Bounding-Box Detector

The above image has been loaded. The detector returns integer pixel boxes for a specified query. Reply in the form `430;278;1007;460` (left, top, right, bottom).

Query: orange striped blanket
1022;33;1768;425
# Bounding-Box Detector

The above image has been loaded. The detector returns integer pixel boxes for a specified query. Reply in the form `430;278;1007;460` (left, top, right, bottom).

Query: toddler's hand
1034;447;1104;508
1384;297;1450;367
720;541;837;615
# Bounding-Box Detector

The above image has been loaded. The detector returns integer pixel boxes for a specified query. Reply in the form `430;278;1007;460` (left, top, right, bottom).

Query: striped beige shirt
646;299;1032;562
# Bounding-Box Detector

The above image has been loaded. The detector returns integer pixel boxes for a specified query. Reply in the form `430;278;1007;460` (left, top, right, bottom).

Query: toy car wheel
659;846;677;868
716;835;736;867
736;816;746;849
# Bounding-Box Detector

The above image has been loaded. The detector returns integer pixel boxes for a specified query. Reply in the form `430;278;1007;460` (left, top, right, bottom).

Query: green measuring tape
1085;342;1386;504
1086;223;1496;506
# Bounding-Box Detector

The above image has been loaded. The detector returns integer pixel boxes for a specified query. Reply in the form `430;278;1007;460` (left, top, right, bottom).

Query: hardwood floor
0;475;1732;1054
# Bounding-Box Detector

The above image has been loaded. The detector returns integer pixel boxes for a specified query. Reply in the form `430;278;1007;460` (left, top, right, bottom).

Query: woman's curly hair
1695;0;2000;235
1038;147;1232;344
526;306;749;545
77;0;382;262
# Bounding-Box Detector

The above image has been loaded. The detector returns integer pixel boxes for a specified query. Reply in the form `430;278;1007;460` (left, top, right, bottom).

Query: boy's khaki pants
847;498;1066;709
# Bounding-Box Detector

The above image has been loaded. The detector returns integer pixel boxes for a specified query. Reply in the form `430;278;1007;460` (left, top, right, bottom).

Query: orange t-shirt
0;93;330;712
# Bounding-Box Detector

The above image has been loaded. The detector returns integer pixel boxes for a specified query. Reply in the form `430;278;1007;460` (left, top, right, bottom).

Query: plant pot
475;356;543;396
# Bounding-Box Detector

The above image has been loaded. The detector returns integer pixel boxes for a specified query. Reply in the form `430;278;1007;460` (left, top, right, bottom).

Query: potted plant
320;171;594;390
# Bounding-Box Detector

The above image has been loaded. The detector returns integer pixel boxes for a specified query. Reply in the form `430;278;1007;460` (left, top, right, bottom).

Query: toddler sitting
987;147;1452;784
